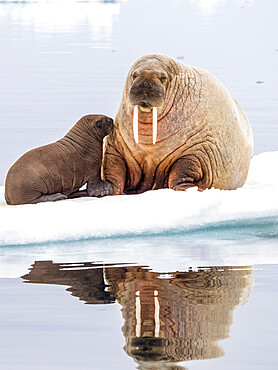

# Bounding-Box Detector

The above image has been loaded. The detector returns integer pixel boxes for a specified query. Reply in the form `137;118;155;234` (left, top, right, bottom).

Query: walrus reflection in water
101;54;253;195
5;115;114;205
22;262;253;367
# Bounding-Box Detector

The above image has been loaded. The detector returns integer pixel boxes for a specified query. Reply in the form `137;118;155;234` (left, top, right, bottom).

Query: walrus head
93;115;114;137
76;115;114;141
127;57;172;144
129;66;167;111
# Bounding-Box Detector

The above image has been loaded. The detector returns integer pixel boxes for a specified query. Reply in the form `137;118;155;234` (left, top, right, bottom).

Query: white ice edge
0;151;278;248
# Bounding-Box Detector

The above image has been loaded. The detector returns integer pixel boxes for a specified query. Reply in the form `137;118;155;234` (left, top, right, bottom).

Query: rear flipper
5;189;67;205
68;190;88;199
32;193;67;203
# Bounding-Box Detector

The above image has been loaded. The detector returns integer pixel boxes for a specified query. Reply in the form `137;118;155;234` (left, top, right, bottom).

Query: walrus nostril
141;81;152;89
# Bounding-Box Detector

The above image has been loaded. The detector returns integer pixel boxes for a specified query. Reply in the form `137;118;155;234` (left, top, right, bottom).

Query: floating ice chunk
0;152;278;247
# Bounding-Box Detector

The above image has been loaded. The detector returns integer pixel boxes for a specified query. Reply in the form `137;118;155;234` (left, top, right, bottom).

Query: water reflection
190;0;254;15
0;0;122;38
190;0;225;15
22;261;253;368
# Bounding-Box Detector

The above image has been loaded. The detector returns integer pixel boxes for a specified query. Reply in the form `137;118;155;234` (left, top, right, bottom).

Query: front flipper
168;156;205;191
87;180;114;197
102;141;127;195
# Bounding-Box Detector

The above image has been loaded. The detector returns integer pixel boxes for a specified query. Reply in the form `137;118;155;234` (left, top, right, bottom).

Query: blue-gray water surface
0;0;278;369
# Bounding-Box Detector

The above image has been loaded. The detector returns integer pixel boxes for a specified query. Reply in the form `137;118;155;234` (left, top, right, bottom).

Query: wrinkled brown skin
5;115;114;205
102;54;253;194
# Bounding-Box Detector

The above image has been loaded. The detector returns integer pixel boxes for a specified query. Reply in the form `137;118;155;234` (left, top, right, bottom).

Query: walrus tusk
153;107;157;144
133;105;139;143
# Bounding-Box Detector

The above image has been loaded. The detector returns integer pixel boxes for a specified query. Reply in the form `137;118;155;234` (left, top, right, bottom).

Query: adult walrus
5;114;114;205
102;54;253;194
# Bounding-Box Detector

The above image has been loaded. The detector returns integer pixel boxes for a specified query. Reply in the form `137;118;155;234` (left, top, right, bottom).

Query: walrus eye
96;121;102;128
132;74;137;81
161;76;167;83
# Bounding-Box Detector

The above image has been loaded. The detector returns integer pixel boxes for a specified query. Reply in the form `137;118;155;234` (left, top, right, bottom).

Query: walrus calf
101;54;253;194
5;114;114;205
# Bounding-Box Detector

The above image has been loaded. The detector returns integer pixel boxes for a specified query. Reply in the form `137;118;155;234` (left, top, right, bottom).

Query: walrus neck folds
62;125;102;156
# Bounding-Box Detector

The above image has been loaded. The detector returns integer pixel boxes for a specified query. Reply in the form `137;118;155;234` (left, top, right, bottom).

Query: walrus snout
104;116;114;135
129;78;165;109
95;115;114;136
128;337;167;361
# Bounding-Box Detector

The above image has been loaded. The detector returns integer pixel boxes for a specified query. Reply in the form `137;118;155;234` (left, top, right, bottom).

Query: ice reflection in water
22;261;253;368
0;0;121;41
190;0;254;15
190;0;225;15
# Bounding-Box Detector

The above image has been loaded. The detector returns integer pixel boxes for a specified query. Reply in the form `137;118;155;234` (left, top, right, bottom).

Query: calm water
0;235;278;369
0;0;278;369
